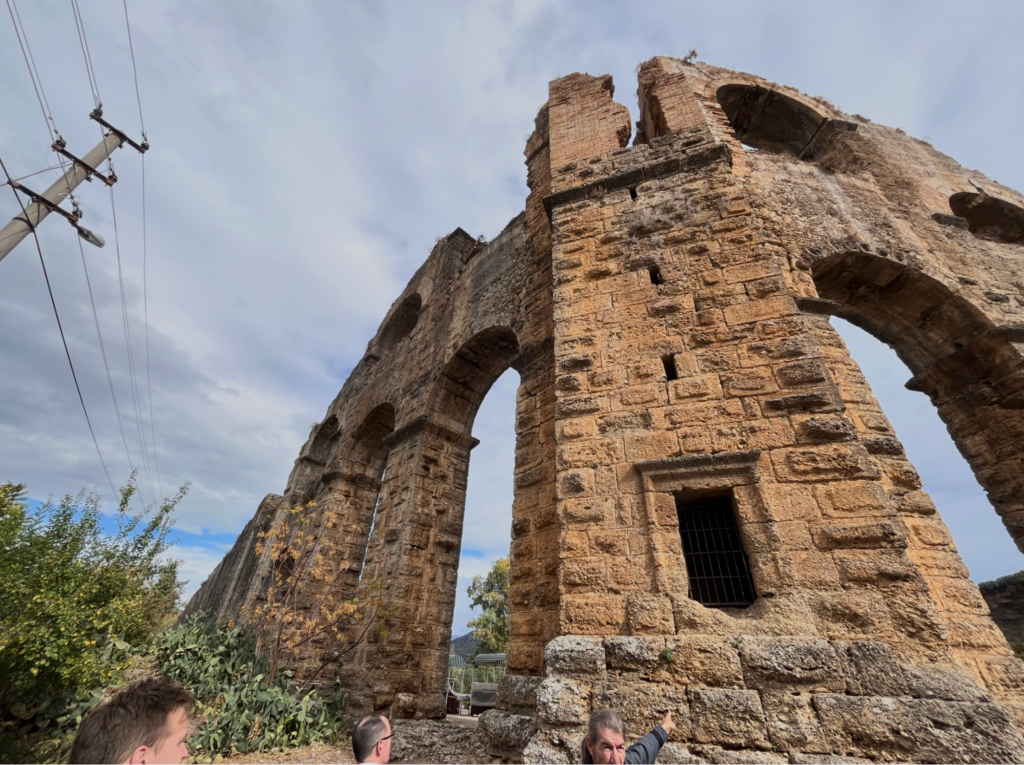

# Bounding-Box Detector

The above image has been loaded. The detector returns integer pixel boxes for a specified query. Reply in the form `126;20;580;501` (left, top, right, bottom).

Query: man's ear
127;745;149;764
584;737;592;756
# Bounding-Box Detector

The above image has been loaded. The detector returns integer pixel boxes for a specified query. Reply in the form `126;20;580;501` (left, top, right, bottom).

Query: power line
69;0;101;108
78;234;137;483
121;0;161;498
1;164;67;187
107;187;158;506
0;155;118;498
121;0;145;134
6;0;78;203
5;0;54;143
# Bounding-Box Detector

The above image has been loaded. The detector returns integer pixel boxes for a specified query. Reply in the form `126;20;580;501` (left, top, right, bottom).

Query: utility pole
0;108;148;263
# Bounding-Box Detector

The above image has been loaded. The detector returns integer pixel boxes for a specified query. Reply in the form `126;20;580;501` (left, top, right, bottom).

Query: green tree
0;472;186;726
466;557;509;654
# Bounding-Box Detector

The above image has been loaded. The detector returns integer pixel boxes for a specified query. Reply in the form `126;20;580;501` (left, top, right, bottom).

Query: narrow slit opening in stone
662;354;678;381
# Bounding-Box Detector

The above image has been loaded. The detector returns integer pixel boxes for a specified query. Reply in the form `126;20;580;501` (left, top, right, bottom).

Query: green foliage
466;557;509;654
660;647;675;664
157;615;346;756
0;473;187;763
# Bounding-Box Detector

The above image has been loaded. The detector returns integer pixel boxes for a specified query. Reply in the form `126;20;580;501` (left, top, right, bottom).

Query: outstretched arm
624;712;674;764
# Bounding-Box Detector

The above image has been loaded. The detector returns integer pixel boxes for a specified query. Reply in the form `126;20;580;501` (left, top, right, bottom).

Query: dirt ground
219;716;493;765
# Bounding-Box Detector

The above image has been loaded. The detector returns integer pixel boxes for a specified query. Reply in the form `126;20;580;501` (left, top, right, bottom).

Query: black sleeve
624;726;668;764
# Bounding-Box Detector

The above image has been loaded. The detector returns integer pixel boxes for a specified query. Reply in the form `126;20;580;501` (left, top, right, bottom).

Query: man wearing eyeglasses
352;714;394;764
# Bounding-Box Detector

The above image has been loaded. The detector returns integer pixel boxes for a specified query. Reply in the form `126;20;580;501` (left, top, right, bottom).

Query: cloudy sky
2;0;1022;639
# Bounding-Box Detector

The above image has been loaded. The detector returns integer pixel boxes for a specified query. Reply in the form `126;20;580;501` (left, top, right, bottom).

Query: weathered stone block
707;749;787;764
480;709;538;758
497;673;544;714
760;690;828;753
603;635;661;671
536;675;591;724
689;688;770;748
663;635;746;688
592;681;692;741
738;637;846;692
626;593;676;635
810;520;908;550
833;641;910;696
901;663;991;703
545;635;606;677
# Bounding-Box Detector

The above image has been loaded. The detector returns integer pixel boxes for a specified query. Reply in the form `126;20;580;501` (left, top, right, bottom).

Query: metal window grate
676;494;756;608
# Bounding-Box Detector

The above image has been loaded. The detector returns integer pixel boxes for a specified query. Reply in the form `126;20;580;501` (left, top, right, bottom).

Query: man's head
69;676;194;764
584;709;627;765
352;714;392;763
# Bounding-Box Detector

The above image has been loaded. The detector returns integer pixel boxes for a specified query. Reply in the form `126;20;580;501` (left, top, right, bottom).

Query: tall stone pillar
343;418;477;719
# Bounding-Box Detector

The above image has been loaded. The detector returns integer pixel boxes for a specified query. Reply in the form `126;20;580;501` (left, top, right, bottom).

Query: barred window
676;494;756;608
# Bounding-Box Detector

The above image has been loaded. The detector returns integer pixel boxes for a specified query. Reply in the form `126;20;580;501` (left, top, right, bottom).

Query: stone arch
308;414;339;464
809;248;1024;553
950;192;1024;246
379;294;422;350
715;82;829;156
429;325;522;435
347;402;397;478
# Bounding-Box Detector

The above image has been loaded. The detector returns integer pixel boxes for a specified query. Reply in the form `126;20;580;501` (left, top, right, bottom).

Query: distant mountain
450;631;479;659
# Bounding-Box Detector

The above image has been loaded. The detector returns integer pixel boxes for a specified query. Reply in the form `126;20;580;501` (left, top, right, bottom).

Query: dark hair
70;676;194;764
583;709;626;764
352;714;388;762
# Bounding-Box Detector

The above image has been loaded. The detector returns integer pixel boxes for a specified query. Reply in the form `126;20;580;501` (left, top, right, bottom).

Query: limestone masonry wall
188;56;1024;762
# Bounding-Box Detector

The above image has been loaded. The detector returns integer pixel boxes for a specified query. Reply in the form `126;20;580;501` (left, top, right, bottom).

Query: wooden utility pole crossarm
0;131;124;263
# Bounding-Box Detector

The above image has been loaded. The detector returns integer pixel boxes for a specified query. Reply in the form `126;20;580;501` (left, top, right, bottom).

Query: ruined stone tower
188;57;1024;762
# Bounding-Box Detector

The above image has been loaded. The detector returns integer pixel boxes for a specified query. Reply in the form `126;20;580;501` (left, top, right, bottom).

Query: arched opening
351;403;396;472
430;328;521;674
431;326;521;433
379;294;422;350
716;84;828;156
833;318;1021;582
949;192;1024;245
448;368;517;693
810;250;1024;557
320;403;395;593
308;414;339;464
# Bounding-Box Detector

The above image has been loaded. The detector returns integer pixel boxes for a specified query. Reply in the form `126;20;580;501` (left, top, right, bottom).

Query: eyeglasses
377;734;395;745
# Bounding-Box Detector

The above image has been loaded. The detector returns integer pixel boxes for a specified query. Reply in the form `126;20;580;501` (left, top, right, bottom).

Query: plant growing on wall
243;501;385;688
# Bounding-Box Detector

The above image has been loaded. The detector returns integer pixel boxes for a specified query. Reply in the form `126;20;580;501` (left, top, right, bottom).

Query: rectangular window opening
629;186;638;200
649;266;664;285
661;354;678;381
676;493;756;608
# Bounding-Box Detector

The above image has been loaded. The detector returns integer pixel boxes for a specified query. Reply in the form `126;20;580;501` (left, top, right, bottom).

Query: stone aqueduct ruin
189;57;1024;761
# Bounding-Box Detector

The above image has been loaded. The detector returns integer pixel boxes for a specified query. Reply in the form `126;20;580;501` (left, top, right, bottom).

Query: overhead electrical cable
69;0;101;108
122;0;161;497
1;155;118;498
7;0;78;205
121;0;145;134
1;165;67;187
107;187;158;506
78;234;137;481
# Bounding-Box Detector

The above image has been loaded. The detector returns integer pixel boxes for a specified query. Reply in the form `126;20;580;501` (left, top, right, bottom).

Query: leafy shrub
466;557;509;654
0;474;187;762
157;615;347;756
